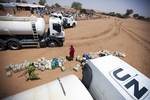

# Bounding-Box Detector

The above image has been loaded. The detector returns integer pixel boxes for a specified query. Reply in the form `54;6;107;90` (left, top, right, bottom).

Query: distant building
0;3;45;16
16;3;45;10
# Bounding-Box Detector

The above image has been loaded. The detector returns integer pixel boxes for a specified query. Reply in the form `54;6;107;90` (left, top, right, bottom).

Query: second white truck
51;12;77;28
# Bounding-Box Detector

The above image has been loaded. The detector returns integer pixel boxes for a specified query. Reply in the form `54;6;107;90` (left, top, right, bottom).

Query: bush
133;14;139;19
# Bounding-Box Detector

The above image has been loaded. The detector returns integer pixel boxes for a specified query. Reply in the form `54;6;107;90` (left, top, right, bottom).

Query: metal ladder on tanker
32;22;40;48
21;22;40;48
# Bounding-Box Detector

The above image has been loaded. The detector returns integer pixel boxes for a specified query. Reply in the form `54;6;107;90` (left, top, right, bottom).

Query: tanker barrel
0;16;45;36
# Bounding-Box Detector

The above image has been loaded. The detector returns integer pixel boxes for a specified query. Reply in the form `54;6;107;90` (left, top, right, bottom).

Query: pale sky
28;0;150;17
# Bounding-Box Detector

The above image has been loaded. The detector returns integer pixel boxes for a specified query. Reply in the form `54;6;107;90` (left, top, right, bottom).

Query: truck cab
82;56;150;100
50;12;63;24
50;12;77;28
47;17;65;47
63;15;77;28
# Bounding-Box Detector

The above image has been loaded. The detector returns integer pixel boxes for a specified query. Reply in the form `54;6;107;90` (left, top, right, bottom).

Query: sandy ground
0;17;150;99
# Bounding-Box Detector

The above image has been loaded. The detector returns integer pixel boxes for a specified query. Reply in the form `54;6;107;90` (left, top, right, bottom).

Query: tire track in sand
65;19;121;47
66;23;114;41
121;24;150;45
121;24;150;52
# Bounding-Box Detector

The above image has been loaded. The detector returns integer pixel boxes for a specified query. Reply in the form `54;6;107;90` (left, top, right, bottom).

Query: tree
133;13;139;19
39;0;46;5
22;0;27;3
0;0;7;3
16;0;21;3
33;2;37;4
137;16;145;20
116;13;123;18
71;2;82;10
109;12;115;16
80;8;86;14
145;17;150;22
54;3;61;8
125;9;133;16
16;0;27;3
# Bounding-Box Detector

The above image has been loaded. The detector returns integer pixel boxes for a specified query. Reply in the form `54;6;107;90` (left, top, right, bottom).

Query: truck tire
72;23;76;28
7;39;21;50
58;42;63;47
0;39;6;51
47;40;58;47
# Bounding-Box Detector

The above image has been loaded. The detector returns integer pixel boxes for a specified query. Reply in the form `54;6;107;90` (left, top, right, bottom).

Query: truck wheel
48;41;57;47
0;39;6;51
47;28;50;34
58;42;63;47
72;23;76;28
7;39;21;50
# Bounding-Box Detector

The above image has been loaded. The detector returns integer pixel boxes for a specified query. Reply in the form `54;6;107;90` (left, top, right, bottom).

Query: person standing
69;45;75;60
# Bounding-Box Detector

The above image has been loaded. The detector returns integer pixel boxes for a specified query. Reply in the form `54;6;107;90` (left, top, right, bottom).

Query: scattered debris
6;71;12;77
51;58;59;69
112;51;126;58
5;50;126;80
5;57;66;79
88;52;99;59
73;64;81;72
26;63;40;81
76;50;126;62
60;66;66;72
34;57;52;71
98;50;111;57
83;53;92;60
76;55;82;62
98;50;126;58
75;50;126;71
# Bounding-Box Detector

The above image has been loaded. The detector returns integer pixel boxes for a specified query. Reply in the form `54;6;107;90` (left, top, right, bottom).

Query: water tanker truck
0;16;65;50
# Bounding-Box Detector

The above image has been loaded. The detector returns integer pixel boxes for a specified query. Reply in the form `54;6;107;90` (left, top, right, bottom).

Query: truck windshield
53;23;61;33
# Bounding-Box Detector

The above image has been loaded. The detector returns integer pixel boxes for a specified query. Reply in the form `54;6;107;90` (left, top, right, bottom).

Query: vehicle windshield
53;23;61;33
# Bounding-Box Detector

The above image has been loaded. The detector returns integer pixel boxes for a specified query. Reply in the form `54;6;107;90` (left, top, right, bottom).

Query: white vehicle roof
51;12;62;17
51;12;63;19
0;3;16;8
0;3;45;8
49;17;62;24
0;16;37;21
51;12;58;16
3;75;93;100
88;56;150;100
16;3;45;8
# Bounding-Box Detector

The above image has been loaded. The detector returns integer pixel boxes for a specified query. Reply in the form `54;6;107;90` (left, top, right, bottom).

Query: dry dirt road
0;17;150;99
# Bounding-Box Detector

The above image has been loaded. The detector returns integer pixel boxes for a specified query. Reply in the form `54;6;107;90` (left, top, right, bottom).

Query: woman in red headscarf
69;45;75;60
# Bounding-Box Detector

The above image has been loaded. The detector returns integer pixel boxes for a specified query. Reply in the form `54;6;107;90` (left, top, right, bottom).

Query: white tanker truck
0;16;65;50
